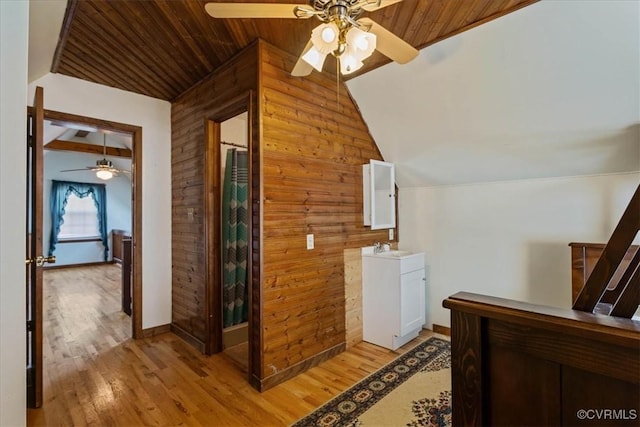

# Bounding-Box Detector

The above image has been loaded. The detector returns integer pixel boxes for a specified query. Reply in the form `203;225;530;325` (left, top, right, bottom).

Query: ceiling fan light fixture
346;26;376;60
96;137;114;180
204;0;419;78
322;26;337;43
340;53;364;75
310;22;340;54
302;46;328;72
96;169;113;180
306;22;377;75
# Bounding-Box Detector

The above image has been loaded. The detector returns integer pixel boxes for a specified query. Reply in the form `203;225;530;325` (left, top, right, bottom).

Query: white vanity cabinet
362;252;426;350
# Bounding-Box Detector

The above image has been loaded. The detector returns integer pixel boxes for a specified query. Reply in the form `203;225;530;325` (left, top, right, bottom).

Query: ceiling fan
205;0;419;76
60;134;130;180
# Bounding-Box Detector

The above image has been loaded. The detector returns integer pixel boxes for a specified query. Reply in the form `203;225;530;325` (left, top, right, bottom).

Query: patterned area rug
292;337;451;427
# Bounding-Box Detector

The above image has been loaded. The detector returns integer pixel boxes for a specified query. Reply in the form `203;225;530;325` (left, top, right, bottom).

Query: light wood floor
28;264;439;426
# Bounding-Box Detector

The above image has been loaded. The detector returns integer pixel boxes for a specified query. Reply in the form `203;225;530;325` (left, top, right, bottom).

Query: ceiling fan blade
60;167;94;172
358;17;418;64
360;0;403;12
204;3;308;19
291;40;315;77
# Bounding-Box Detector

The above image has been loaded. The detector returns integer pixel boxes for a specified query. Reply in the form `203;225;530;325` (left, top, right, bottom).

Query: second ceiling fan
205;0;418;76
60;134;130;180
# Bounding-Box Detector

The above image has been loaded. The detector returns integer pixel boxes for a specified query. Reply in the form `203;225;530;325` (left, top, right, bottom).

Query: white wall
28;73;172;329
399;173;640;328
221;112;249;176
348;0;640;186
43;150;132;265
346;0;640;329
0;2;28;424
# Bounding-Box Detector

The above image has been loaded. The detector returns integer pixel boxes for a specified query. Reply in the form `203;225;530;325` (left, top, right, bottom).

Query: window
58;193;100;240
49;180;109;260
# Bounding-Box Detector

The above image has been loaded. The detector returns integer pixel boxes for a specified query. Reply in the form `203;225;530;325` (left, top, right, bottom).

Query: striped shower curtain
222;149;249;328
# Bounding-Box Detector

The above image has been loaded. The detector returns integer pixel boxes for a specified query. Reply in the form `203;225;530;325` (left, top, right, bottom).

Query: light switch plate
306;234;314;250
389;228;394;240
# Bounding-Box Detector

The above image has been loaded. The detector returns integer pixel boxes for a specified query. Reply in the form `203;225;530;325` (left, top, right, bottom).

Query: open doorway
43;123;133;338
204;93;254;381
26;91;144;410
43;126;132;267
40;110;143;338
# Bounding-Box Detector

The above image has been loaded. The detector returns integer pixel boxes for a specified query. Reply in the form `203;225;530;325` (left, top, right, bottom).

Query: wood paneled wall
171;38;389;391
257;42;389;388
171;43;259;352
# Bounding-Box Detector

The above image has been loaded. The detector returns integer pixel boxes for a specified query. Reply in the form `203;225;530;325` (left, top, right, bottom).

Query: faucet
375;242;395;253
374;242;393;254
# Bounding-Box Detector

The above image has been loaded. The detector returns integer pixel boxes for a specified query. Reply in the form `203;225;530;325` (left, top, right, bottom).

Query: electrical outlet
306;234;314;250
389;228;394;240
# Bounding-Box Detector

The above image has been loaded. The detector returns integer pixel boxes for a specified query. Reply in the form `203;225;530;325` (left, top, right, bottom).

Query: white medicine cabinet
363;160;396;230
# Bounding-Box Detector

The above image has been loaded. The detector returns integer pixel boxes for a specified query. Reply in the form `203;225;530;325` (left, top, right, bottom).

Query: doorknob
25;255;56;266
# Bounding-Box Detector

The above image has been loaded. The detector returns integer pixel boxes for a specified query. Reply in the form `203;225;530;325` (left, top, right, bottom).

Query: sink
374;250;414;258
361;246;417;258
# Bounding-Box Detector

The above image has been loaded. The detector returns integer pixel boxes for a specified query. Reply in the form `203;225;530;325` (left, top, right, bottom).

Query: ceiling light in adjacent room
96;169;113;180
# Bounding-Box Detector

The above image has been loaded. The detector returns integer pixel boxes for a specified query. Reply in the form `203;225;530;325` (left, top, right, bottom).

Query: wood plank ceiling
52;0;538;101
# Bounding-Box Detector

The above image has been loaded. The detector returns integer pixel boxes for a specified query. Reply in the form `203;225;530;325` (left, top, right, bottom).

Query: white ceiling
28;0;66;83
29;0;640;188
44;121;132;149
347;0;640;187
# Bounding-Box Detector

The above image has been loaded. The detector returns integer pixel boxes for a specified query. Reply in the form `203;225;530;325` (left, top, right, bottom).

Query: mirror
363;160;396;230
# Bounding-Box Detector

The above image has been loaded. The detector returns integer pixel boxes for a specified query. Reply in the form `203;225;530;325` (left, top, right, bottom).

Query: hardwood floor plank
28;265;443;426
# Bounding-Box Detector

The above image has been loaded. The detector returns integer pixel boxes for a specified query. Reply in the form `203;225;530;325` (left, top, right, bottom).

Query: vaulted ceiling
51;0;537;101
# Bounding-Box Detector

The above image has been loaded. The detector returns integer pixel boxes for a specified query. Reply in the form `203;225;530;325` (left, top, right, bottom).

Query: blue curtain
48;180;109;261
222;149;249;328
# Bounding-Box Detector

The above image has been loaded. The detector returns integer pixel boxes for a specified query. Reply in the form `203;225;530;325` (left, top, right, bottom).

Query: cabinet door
400;269;425;336
369;160;396;230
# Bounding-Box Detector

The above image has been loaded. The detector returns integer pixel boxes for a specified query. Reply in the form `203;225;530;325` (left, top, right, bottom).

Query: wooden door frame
204;91;257;382
38;108;143;338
